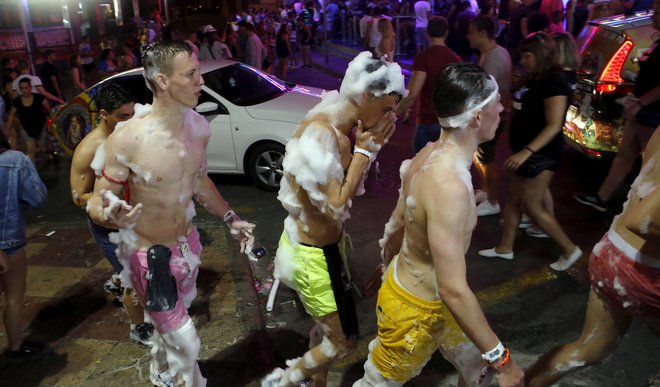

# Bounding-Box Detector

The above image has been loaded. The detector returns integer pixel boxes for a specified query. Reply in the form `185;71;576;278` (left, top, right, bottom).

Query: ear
472;109;483;128
99;109;109;120
155;73;168;92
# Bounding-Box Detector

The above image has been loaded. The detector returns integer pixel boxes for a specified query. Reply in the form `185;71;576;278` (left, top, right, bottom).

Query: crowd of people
0;0;657;385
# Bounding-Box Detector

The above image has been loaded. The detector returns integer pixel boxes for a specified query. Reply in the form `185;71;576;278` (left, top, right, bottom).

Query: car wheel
248;142;285;192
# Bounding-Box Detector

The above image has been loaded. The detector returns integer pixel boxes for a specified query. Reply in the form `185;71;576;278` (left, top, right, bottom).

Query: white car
51;60;323;191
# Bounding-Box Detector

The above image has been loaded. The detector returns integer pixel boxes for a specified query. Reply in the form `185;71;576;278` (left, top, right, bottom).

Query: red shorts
589;230;660;318
129;228;202;334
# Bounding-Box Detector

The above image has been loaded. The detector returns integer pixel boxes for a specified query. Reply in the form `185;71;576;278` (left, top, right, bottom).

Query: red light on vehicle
597;39;633;93
583;148;602;158
596;84;617;93
47;117;53;129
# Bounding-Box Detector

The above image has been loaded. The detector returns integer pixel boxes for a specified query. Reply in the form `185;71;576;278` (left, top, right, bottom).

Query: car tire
248;142;285;192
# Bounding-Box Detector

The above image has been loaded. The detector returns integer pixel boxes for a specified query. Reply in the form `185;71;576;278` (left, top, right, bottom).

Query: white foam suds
90;142;106;176
185;200;196;222
339;51;406;100
639;215;651;235
159;318;203;386
179;150;186;158
303;351;318;369
554;360;586;372
319;336;337;358
101;190;131;221
116;153;153;183
612;276;627;297
405;196;416;222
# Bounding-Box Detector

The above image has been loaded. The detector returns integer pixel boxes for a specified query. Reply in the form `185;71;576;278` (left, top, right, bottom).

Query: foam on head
437;75;498;129
339;51;406;103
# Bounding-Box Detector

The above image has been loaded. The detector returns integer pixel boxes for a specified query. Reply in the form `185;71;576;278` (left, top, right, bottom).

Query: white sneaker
476;201;501;216
526;225;549;238
519;214;532;229
550;247;583;271
478;247;514;260
474;189;488;204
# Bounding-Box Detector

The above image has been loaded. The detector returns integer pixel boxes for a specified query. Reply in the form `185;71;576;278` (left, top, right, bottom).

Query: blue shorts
87;216;122;273
1;243;26;256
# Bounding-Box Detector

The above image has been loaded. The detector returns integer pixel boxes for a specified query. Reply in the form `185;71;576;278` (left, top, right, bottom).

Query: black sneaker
130;323;155;346
574;193;610;212
6;341;53;362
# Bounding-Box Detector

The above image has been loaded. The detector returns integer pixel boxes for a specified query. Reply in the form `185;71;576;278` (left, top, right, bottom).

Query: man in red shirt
395;16;461;154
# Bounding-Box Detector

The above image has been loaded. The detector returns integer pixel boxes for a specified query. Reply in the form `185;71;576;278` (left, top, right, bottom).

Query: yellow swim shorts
276;232;348;318
370;257;471;383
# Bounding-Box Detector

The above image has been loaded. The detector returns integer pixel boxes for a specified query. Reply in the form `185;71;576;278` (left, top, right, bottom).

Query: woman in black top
6;78;50;164
276;23;292;80
479;32;582;271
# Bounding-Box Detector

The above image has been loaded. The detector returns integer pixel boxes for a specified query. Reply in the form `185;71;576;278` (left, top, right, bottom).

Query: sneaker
574;193;610;212
549;247;583;271
519;214;532;229
474;189;488;204
6;341;53;362
476;201;501;216
526;225;549;238
130;323;155;346
478;247;514;260
103;274;123;302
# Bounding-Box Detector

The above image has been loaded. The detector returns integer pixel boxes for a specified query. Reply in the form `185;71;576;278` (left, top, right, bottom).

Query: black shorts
515;152;560;178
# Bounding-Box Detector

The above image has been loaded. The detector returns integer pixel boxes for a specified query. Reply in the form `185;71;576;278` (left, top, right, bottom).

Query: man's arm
36;85;64;104
50;75;63;99
70;140;97;208
380;193;406;265
395;70;426;116
87;131;141;228
425;175;523;386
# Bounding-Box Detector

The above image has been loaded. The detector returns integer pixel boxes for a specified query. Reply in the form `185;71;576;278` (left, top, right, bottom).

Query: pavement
1;42;659;387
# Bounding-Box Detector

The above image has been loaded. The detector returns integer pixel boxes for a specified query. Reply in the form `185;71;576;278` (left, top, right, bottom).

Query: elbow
437;285;467;306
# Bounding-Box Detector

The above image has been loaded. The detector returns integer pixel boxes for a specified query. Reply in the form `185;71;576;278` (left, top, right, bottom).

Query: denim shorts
2;243;27;256
87;216;122;273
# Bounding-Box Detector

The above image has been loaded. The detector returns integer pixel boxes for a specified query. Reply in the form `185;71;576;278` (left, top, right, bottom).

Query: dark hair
16;59;29;72
94;83;135;112
527;11;550;34
520;32;561;79
427;16;449;38
1;57;12;68
470;15;497;40
18;77;32;86
363;59;403;102
0;131;10;151
101;48;113;61
141;41;193;93
432;63;497;122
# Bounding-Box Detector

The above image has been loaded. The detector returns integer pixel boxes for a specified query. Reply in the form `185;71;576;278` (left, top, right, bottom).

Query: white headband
437;75;499;128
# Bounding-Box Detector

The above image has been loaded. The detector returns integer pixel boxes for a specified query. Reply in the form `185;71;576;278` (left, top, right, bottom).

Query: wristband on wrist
523;145;536;154
481;341;506;363
223;209;240;224
489;348;511;370
354;146;373;160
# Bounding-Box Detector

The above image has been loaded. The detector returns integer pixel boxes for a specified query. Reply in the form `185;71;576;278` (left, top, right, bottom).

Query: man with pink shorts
526;125;660;386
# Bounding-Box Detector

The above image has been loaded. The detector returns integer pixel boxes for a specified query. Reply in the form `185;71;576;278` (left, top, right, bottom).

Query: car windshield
203;63;291;106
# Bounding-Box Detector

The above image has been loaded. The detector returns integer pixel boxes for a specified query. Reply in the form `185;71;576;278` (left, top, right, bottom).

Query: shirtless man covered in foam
262;52;405;387
353;63;524;387
87;41;255;387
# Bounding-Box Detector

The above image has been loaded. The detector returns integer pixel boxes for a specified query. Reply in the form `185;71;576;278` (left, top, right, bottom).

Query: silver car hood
245;86;323;122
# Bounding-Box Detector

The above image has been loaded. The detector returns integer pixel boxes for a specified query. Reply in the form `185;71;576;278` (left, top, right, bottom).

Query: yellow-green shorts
275;232;358;339
370;258;486;384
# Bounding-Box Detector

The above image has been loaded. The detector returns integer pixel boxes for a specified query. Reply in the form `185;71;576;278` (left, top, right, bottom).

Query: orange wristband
489;347;511;370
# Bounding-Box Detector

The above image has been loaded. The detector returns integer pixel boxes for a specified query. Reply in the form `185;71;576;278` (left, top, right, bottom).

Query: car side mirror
195;102;219;114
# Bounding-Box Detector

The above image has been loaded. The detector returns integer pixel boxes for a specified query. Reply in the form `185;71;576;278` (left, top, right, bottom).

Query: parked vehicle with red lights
563;11;656;159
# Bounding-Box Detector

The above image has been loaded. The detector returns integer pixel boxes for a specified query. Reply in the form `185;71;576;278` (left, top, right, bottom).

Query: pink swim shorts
589;230;660;318
129;228;202;334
